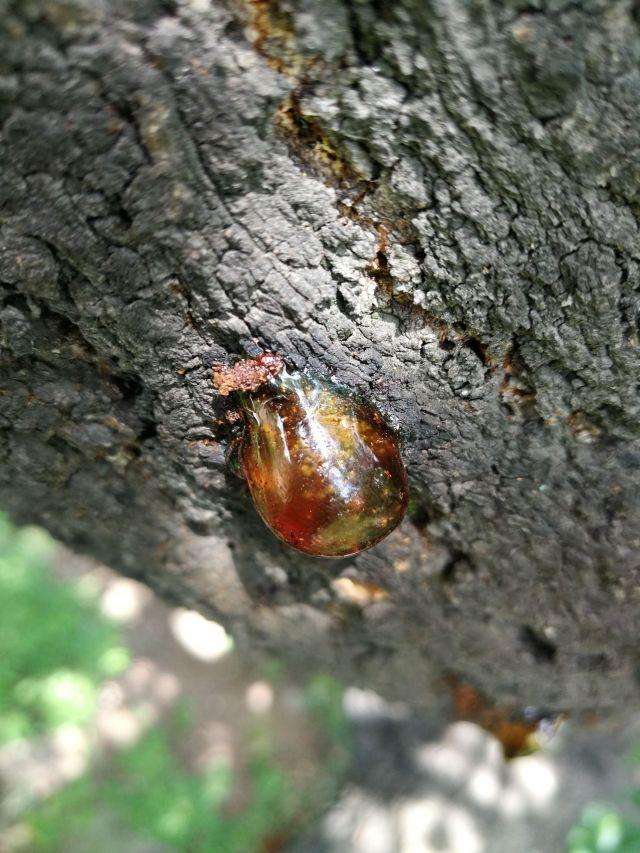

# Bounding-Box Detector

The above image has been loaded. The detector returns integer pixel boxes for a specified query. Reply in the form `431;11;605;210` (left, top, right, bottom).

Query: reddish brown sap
238;369;408;557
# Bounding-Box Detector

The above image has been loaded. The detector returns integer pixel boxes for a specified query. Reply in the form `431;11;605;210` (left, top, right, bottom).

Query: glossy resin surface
238;369;408;557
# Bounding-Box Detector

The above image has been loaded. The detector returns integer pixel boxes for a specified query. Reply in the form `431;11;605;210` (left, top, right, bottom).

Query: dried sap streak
234;365;408;557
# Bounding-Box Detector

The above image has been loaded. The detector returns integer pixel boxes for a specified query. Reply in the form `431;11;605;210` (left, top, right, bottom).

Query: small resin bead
235;366;408;557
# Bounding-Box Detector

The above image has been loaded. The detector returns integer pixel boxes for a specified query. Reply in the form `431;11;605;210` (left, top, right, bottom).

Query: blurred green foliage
566;738;640;851
0;513;349;852
24;687;347;852
27;685;349;852
567;804;640;852
0;514;128;745
27;715;299;851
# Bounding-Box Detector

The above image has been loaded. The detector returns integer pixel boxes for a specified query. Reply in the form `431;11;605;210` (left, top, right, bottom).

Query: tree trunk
1;0;639;716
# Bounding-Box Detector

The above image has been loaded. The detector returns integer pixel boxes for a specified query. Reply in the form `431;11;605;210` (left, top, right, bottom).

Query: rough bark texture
1;0;640;716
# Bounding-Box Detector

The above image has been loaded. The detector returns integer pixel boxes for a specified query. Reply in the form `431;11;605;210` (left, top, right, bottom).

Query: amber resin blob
214;355;408;557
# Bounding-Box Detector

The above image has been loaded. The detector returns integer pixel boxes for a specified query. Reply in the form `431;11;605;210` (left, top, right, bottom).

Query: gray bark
1;0;640;716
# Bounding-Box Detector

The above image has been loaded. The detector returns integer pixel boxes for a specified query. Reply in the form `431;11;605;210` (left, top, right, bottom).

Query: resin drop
237;367;408;557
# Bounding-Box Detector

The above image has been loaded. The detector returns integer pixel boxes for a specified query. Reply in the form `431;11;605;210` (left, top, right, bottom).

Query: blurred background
1;512;639;853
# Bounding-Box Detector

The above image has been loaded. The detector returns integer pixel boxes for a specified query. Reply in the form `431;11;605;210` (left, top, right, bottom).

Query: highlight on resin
213;354;408;558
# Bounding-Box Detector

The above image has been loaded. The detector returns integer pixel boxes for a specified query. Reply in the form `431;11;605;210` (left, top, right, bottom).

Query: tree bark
1;0;640;715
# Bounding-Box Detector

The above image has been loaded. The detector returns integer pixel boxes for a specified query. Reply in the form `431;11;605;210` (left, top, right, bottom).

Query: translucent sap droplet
238;369;408;557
